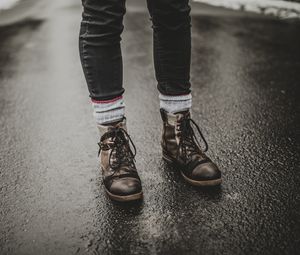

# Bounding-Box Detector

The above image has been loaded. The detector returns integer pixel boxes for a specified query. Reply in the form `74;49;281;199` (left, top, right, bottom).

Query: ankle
159;93;192;114
92;96;125;125
97;117;127;138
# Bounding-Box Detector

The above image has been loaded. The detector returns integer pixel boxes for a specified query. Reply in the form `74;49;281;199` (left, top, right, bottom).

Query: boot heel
162;151;174;164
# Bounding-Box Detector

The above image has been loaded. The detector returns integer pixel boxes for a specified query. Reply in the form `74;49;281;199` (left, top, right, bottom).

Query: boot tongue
97;118;127;137
174;110;190;120
164;110;191;126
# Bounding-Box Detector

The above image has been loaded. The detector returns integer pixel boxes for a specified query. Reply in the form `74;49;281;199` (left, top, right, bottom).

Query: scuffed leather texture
191;162;221;181
109;177;142;196
98;120;142;196
160;109;221;181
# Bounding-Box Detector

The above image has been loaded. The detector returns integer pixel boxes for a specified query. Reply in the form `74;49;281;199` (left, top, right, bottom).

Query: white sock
159;93;192;113
92;96;125;125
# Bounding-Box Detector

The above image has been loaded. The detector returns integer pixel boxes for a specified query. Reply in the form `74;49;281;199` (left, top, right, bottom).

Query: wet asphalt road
0;0;300;254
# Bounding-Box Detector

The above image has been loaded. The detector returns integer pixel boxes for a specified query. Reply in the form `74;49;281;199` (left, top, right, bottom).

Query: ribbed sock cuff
159;93;192;113
92;96;125;125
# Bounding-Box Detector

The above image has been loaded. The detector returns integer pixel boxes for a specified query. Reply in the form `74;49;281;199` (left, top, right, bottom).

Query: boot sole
181;172;222;186
162;153;222;187
105;188;143;202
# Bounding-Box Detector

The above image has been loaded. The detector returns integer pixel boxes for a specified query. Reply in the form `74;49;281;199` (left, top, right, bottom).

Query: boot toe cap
109;177;142;196
191;162;221;181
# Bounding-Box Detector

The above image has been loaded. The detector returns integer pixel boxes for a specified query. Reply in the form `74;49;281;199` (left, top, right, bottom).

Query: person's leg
147;0;221;186
79;0;142;201
147;0;192;114
79;0;126;124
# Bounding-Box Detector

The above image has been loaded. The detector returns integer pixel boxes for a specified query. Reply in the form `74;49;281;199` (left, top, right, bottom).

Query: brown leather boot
98;118;143;202
160;109;221;186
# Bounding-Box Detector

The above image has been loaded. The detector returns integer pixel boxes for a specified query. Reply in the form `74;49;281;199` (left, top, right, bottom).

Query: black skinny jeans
79;0;191;101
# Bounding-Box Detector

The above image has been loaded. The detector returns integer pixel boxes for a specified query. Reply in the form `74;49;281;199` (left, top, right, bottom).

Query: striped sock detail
92;96;125;125
159;93;192;113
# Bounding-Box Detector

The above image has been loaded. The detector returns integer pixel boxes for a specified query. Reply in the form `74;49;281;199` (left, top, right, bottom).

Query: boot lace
98;128;137;172
177;117;208;161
